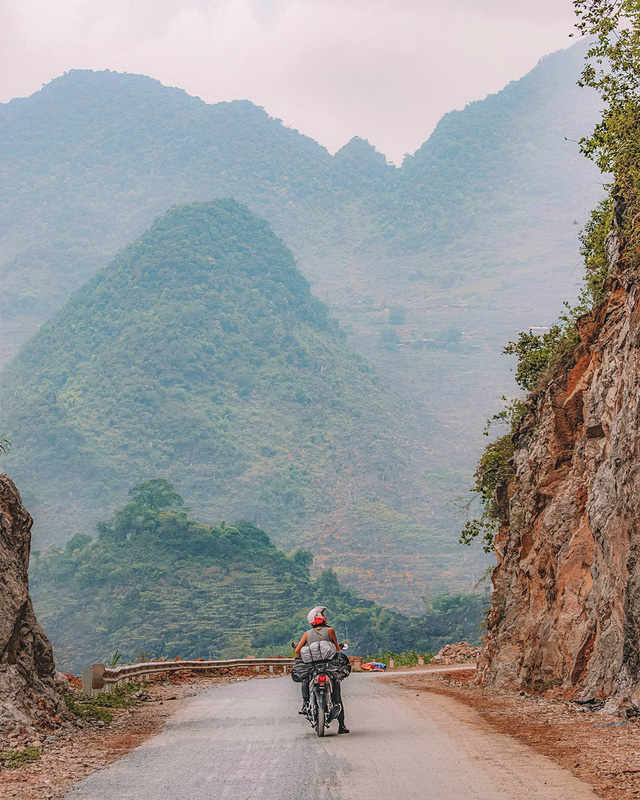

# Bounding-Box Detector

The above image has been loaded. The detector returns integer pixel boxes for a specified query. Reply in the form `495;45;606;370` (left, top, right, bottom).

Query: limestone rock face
479;243;640;700
0;474;62;733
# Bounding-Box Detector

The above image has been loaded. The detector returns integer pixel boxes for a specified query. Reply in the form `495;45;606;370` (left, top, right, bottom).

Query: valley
0;40;604;609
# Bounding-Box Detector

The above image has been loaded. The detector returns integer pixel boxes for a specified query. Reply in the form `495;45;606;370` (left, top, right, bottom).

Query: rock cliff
479;223;640;701
0;474;62;735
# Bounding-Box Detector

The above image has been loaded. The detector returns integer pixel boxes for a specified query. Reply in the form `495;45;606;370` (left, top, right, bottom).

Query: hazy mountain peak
335;135;383;158
402;39;595;169
5;68;199;109
333;136;394;182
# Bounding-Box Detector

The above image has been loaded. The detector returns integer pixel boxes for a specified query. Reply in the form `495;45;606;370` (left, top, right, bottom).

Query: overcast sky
1;0;580;163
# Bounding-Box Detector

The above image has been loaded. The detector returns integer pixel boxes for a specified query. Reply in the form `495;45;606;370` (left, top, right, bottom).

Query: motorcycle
293;642;349;737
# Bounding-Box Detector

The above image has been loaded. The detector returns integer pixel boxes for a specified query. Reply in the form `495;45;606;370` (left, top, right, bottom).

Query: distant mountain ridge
0;43;602;363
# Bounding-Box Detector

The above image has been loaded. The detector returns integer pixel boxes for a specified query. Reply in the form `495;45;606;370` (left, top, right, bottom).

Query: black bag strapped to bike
291;660;313;683
291;652;351;682
326;651;351;680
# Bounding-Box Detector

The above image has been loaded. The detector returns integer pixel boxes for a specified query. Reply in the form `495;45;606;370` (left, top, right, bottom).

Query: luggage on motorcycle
291;660;312;683
300;639;337;663
325;651;351;680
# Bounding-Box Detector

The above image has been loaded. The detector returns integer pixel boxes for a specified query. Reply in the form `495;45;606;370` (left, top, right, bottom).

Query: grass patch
63;683;140;724
0;746;42;770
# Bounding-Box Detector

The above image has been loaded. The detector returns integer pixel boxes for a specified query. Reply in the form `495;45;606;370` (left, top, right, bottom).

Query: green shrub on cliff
459;433;515;553
580;197;616;305
503;320;581;394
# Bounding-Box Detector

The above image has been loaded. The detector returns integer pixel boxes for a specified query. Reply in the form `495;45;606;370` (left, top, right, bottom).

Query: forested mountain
0;70;340;365
3;199;480;608
0;41;604;608
30;479;485;673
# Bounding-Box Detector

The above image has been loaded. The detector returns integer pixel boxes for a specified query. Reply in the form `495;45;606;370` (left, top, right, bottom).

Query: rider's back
306;626;332;645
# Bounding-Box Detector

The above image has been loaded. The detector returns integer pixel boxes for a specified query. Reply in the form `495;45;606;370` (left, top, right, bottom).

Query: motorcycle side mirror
340;643;348;651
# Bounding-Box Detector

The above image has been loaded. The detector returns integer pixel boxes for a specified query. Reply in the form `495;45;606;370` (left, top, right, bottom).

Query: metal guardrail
81;657;295;696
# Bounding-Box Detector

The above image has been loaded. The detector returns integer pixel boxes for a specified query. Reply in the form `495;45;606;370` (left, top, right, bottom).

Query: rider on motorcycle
295;605;349;734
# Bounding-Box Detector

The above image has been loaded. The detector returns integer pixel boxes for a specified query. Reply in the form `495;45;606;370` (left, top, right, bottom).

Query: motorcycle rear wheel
316;703;325;736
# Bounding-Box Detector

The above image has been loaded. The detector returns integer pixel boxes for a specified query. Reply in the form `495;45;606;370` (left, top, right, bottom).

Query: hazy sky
1;0;580;163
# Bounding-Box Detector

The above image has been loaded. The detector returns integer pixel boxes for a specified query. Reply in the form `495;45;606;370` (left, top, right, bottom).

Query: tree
128;478;185;511
575;0;640;263
293;549;313;570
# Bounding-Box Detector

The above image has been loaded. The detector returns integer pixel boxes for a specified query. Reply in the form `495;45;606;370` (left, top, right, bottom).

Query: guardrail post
283;665;287;675
388;657;395;670
82;666;94;696
269;665;274;673
353;657;362;672
417;656;424;666
81;664;107;697
255;665;261;672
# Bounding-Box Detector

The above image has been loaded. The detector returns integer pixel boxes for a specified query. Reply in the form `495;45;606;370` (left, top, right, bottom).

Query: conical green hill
2;199;414;594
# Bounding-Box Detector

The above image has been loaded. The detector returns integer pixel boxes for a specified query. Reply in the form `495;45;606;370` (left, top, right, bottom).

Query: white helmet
307;605;327;626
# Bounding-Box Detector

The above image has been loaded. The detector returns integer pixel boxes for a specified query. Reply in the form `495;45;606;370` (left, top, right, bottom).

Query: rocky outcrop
0;474;63;735
432;641;480;665
479;229;640;701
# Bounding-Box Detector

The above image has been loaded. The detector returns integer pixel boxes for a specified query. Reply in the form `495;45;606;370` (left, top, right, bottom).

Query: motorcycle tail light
318;674;327;685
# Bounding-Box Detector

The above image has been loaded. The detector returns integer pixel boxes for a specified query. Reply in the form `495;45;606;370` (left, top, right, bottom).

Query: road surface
66;673;601;800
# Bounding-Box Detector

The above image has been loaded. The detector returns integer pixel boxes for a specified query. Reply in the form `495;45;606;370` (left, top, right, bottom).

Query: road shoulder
390;668;640;800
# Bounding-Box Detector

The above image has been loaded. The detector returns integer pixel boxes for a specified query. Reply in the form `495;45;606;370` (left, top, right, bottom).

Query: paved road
66;674;601;800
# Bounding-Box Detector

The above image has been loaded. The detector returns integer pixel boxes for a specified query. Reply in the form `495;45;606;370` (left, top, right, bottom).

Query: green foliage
580;197;615;305
380;327;399;349
460;394;523;552
30;482;487;672
504;322;581;393
575;0;640;265
0;747;42;770
388;306;406;325
459;434;515;553
475;435;515;509
484;397;526;434
129;479;185;512
108;649;123;667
